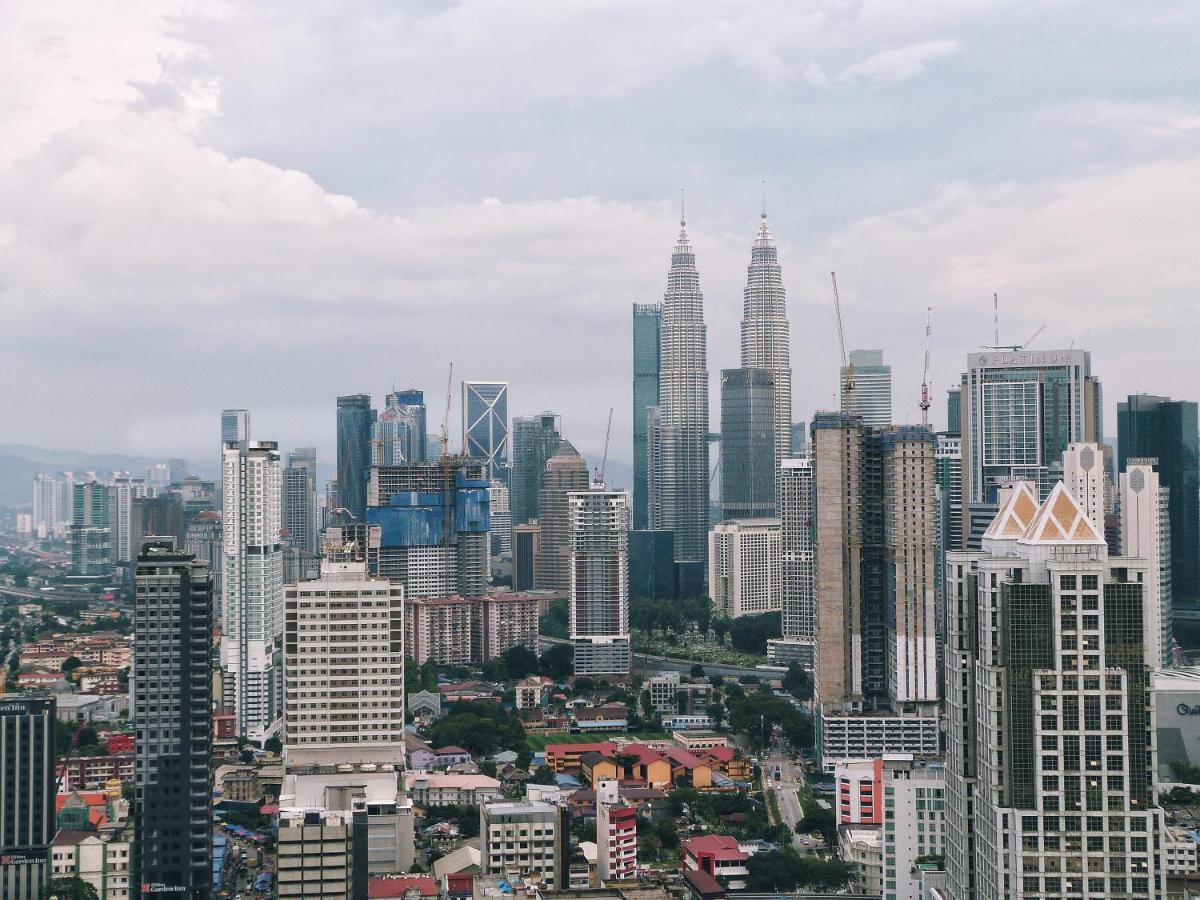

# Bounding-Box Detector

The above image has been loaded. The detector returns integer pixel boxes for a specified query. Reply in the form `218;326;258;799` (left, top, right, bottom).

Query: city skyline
2;4;1195;467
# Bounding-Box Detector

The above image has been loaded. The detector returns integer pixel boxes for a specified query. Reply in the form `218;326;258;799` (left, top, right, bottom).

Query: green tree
1171;761;1200;784
515;749;532;771
61;655;83;675
502;646;539;679
40;876;100;900
420;659;439;691
264;736;282;754
539;600;570;639
690;663;705;679
427;701;526;757
539;643;572;679
797;799;837;848
782;662;813;701
532;765;556;785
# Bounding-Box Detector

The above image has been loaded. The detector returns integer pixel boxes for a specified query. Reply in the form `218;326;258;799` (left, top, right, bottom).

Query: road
538;634;779;679
766;749;820;854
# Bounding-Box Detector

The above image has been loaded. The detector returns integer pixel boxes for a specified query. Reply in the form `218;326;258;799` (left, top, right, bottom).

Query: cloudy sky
3;1;1197;474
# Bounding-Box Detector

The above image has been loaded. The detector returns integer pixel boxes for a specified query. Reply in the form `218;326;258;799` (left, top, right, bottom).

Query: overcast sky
2;1;1197;471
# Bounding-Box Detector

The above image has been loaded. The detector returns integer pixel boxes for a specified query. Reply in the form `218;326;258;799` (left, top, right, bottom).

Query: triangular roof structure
1019;482;1106;545
982;480;1040;541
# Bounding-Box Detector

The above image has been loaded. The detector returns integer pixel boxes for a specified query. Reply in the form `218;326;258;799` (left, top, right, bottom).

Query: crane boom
920;306;932;426
598;407;614;485
831;272;853;397
1022;324;1046;350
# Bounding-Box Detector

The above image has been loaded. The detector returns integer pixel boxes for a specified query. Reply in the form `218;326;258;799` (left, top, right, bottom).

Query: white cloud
834;39;960;87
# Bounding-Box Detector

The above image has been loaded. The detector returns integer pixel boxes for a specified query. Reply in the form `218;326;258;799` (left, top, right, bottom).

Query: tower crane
441;362;454;547
982;292;1046;351
920;306;932;427
597;407;614;485
831;272;853;399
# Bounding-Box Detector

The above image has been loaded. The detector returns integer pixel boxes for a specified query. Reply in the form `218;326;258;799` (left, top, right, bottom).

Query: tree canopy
426;700;525;757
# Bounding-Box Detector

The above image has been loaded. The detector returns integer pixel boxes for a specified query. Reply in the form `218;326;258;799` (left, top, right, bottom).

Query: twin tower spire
649;196;792;570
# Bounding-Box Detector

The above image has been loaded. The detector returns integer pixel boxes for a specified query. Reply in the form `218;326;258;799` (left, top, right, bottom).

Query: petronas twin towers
644;207;791;583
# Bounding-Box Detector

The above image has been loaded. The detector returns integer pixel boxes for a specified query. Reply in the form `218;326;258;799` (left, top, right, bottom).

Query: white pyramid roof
1019;481;1106;545
982;480;1041;541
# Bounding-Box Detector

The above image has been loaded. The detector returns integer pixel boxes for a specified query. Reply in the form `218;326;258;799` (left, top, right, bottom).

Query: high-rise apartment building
0;695;55;900
535;441;590;591
511;412;562;527
336;394;374;522
648;217;709;580
1063;442;1106;530
944;482;1167;899
811;415;940;768
366;460;490;598
221;440;284;740
720;368;776;519
881;428;938;707
463;382;509;481
708;519;782;620
739;213;791;481
960;349;1101;547
185;510;223;621
133;539;213;897
32;471;73;539
283;560;405;748
569;485;631;679
71;480;113;576
768;458;815;667
1117;394;1198;604
282;447;319;558
841;350;892;429
632;303;662;531
109;475;149;565
1121;460;1173;667
489;481;512;556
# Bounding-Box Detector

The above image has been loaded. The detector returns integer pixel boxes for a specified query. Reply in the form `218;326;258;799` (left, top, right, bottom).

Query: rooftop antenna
761;180;767;219
680;188;686;227
993;292;999;346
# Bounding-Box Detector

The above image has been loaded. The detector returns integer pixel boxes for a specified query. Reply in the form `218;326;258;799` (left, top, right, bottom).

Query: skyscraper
569;485;631;679
720;367;776;519
336;394;374;522
374;396;422;466
708;518;782;619
134;538;213;898
488;480;512;556
768;458;815;668
632;303;662;530
945;387;961;435
70;480;112;576
367;460;490;598
283;560;406;748
463;381;509;481
510;412;562;526
649;216;709;582
960;349;1101;547
740;211;791;477
944;482;1167;899
221;440;284;740
1121;460;1173;666
0;696;55;900
535;441;590;591
282;447;318;557
32;471;72;539
388;388;428;462
221;408;250;448
841;350;892;428
1117;393;1198;604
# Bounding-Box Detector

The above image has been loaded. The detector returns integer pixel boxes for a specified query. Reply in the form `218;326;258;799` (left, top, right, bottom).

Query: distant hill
0;444;216;508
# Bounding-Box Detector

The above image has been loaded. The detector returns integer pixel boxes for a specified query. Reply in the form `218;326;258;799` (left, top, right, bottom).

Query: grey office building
134;539;214;898
336;394;374;522
0;695;55;900
960;349;1101;548
511;412;562;526
388;389;428;462
720;368;776;519
463;382;509;481
841;349;892;429
632;303;662;531
1118;393;1199;604
221;408;250;448
283;447;319;556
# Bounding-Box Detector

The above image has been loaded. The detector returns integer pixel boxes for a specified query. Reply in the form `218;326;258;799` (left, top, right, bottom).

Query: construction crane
982;292;1047;351
919;306;932;427
597;407;614;485
1022;324;1046;350
440;363;454;547
831;272;853;399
